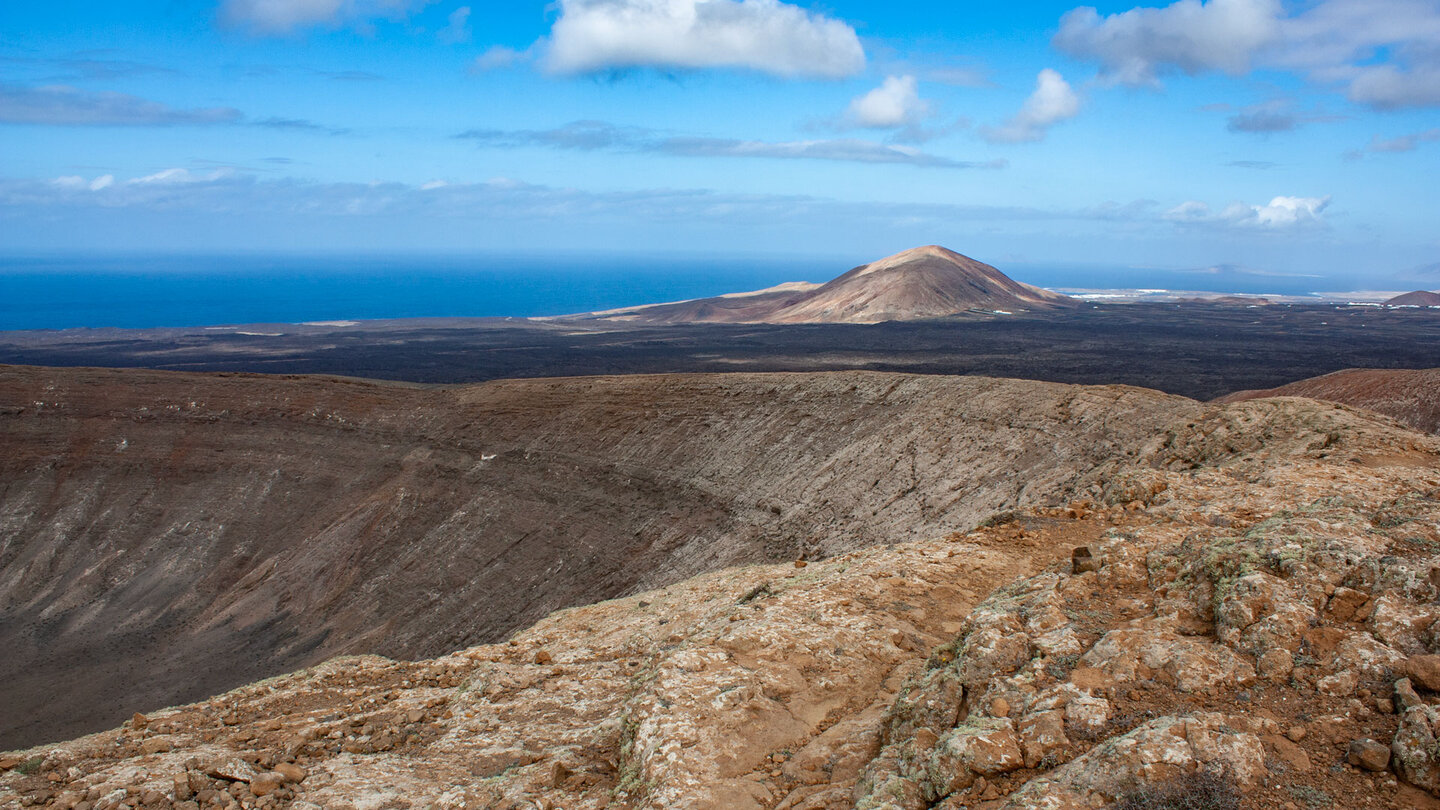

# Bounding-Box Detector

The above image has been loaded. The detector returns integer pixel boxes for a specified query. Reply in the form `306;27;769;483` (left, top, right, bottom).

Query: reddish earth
1219;367;1440;434
5;392;1440;810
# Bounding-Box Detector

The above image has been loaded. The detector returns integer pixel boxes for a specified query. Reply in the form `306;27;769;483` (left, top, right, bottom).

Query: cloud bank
0;84;242;126
457;120;995;168
1165;195;1331;228
543;0;865;77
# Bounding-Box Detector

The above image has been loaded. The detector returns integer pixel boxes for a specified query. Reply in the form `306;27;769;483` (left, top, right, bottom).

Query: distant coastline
0;252;1431;331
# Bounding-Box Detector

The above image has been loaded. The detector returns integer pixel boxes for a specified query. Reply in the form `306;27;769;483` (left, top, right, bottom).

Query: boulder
1408;655;1440;691
926;719;1024;796
1394;704;1440;794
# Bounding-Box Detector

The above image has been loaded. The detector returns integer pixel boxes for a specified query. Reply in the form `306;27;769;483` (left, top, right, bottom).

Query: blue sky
2;0;1439;290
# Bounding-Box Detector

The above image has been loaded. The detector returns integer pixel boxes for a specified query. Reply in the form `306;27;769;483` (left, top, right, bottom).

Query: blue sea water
0;253;844;331
0;252;1350;331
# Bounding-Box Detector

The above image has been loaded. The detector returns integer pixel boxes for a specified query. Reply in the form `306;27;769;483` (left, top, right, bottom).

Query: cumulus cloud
1165;195;1331;228
457;120;994;168
980;69;1080;144
1055;0;1281;86
0;84;242;126
1345;62;1440;108
542;0;865;78
220;0;435;35
1055;0;1440;108
845;75;931;128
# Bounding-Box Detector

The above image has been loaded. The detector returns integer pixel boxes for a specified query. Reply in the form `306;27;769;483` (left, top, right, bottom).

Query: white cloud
1344;62;1440;108
131;168;237;185
437;6;471;44
543;0;865;78
845;75;931;128
1055;0;1440;108
220;0;435;35
1165;195;1331;228
980;69;1080;144
1055;0;1280;86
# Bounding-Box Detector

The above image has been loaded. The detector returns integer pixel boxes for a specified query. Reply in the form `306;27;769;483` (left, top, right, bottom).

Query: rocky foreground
5;395;1440;809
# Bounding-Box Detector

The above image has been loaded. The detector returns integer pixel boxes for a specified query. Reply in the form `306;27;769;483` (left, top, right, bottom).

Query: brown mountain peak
583;245;1076;324
1386;290;1440;306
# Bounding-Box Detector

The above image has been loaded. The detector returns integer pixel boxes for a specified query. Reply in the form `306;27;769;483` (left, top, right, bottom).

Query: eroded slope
0;366;1191;748
1220;368;1440;434
5;396;1440;810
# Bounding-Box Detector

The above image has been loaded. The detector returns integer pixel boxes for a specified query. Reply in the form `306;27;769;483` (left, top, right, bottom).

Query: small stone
991;697;1011;718
793;560;807;568
248;773;284;796
1395;678;1424;713
533;650;552;665
272;763;306;783
204;757;259;784
1317;669;1359;697
139;737;172;754
1071;547;1099;574
173;775;193;801
548;761;572;788
913;728;939;750
1257;648;1294;681
130;713;148;730
1285;726;1306;742
1346;739;1390;772
405;709;425;724
1376;698;1395;714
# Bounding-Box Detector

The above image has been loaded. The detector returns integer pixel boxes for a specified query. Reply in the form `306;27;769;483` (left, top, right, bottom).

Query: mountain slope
6;396;1438;810
0;365;1190;749
1219;367;1440;433
586;245;1076;324
1387;290;1440;306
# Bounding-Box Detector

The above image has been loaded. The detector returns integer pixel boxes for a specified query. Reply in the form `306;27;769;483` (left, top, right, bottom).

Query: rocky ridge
0;366;1192;749
1220;367;1440;434
5;394;1440;809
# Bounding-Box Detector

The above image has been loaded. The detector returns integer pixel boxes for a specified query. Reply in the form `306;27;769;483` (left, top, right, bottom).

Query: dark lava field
3;302;1439;400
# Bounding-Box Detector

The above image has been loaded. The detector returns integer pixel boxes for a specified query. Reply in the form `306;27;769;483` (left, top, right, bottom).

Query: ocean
0;252;1350;331
0;253;842;331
